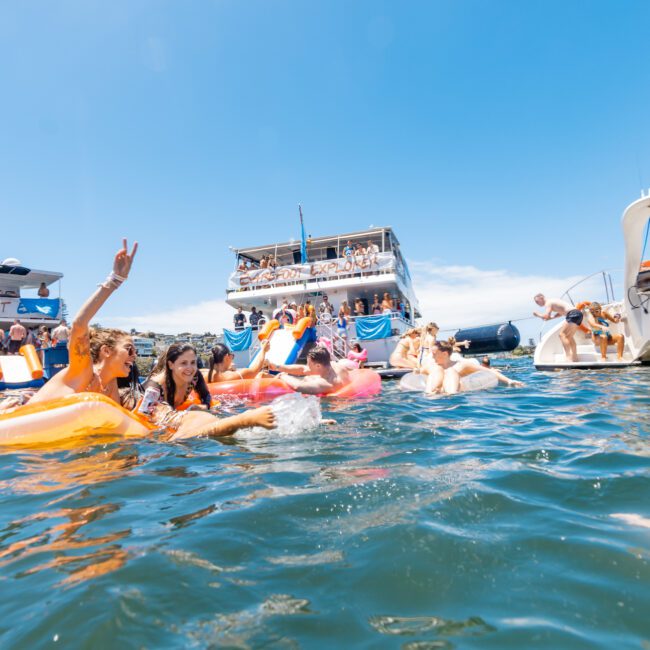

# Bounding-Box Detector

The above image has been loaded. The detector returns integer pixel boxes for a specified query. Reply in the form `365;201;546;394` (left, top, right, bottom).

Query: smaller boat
534;194;650;369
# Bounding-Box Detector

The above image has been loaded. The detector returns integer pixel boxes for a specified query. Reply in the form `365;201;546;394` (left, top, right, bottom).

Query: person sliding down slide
425;341;523;395
268;346;350;395
29;241;275;439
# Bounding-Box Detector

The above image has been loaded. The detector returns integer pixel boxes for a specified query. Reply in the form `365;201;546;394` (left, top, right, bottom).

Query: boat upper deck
226;227;419;314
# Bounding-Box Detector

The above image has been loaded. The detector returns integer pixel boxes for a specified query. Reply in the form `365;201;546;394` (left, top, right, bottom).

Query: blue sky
2;1;649;342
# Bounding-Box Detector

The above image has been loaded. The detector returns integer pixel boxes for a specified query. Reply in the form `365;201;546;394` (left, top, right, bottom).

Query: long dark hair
207;343;231;383
162;343;211;408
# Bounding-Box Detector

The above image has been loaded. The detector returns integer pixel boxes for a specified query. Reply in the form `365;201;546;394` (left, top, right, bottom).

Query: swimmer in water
205;340;270;383
268;346;350;395
30;240;139;406
144;343;276;439
425;341;523;395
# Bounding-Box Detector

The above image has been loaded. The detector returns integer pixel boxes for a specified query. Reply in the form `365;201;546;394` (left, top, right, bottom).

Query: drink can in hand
138;386;161;415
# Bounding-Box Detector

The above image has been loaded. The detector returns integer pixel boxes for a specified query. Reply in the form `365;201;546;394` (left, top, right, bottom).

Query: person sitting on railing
389;328;420;369
533;293;583;362
381;292;394;314
585;302;625;361
268;346;350;395
38;282;50;298
371;294;382;315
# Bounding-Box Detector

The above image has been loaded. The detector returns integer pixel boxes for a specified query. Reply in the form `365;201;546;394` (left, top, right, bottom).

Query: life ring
399;370;498;393
0;393;155;447
208;369;381;401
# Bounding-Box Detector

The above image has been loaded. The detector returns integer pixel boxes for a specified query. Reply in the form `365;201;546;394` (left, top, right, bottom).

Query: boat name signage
229;252;395;289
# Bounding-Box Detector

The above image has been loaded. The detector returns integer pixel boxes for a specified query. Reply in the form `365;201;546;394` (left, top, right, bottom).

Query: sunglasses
124;344;137;356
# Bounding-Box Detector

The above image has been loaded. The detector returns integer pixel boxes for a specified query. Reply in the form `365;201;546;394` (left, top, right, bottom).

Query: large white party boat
0;258;64;330
225;227;421;368
534;193;650;369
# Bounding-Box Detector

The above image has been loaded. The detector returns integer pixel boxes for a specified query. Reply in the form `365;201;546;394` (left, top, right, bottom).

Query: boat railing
560;269;621;307
227;252;399;292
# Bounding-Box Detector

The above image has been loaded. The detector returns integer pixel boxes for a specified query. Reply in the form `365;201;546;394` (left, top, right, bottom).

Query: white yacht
534;194;650;369
225;227;421;368
0;258;64;330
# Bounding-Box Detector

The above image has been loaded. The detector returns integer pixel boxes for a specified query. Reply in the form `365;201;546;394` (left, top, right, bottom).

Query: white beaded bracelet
98;271;127;290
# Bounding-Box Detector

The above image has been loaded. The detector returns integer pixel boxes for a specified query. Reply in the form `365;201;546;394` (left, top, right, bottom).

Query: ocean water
1;358;649;649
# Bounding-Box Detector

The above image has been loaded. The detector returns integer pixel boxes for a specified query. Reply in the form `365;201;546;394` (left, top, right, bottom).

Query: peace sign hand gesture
113;239;138;279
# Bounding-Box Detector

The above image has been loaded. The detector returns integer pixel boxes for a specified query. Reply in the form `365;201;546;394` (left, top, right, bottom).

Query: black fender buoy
454;322;520;355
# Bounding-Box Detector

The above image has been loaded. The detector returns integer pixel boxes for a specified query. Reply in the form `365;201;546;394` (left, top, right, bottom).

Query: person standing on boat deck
269;346;350;395
233;307;246;331
8;319;26;354
37;282;50;298
367;240;379;255
381;293;394;314
336;307;348;340
249;306;261;329
371;294;382;315
52;319;70;347
318;295;334;320
585;302;625;361
305;300;317;326
354;298;366;317
343;240;354;259
533;293;583;362
425;340;523;395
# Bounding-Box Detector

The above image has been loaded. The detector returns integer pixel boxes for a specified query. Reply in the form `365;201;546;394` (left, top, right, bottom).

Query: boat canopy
0;265;63;291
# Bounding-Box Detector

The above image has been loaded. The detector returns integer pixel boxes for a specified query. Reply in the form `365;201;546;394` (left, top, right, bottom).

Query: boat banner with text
229;252;395;289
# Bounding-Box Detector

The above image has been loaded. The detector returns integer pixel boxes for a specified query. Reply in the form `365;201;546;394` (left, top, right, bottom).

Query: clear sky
2;1;650;344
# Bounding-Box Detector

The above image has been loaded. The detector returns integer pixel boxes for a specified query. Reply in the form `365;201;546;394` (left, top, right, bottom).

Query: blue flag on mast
299;204;308;263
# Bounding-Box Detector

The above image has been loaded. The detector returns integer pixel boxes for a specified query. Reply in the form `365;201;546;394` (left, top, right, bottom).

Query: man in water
426;341;523;395
532;293;584;362
269;346;349;395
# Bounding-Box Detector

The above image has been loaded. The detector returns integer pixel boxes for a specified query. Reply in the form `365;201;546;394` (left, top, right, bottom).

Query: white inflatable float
399;369;498;393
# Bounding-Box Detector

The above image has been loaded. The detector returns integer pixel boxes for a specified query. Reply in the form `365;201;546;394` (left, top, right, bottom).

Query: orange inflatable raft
0;393;155;447
208;368;381;401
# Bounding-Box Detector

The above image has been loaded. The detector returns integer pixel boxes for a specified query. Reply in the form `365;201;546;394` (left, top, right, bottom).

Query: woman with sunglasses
30;239;139;405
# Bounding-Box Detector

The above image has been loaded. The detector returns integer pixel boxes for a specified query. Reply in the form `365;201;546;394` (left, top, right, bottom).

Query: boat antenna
299;204;308;263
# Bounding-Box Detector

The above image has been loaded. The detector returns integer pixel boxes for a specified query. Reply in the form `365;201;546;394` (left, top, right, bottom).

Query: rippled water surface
1;358;649;649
